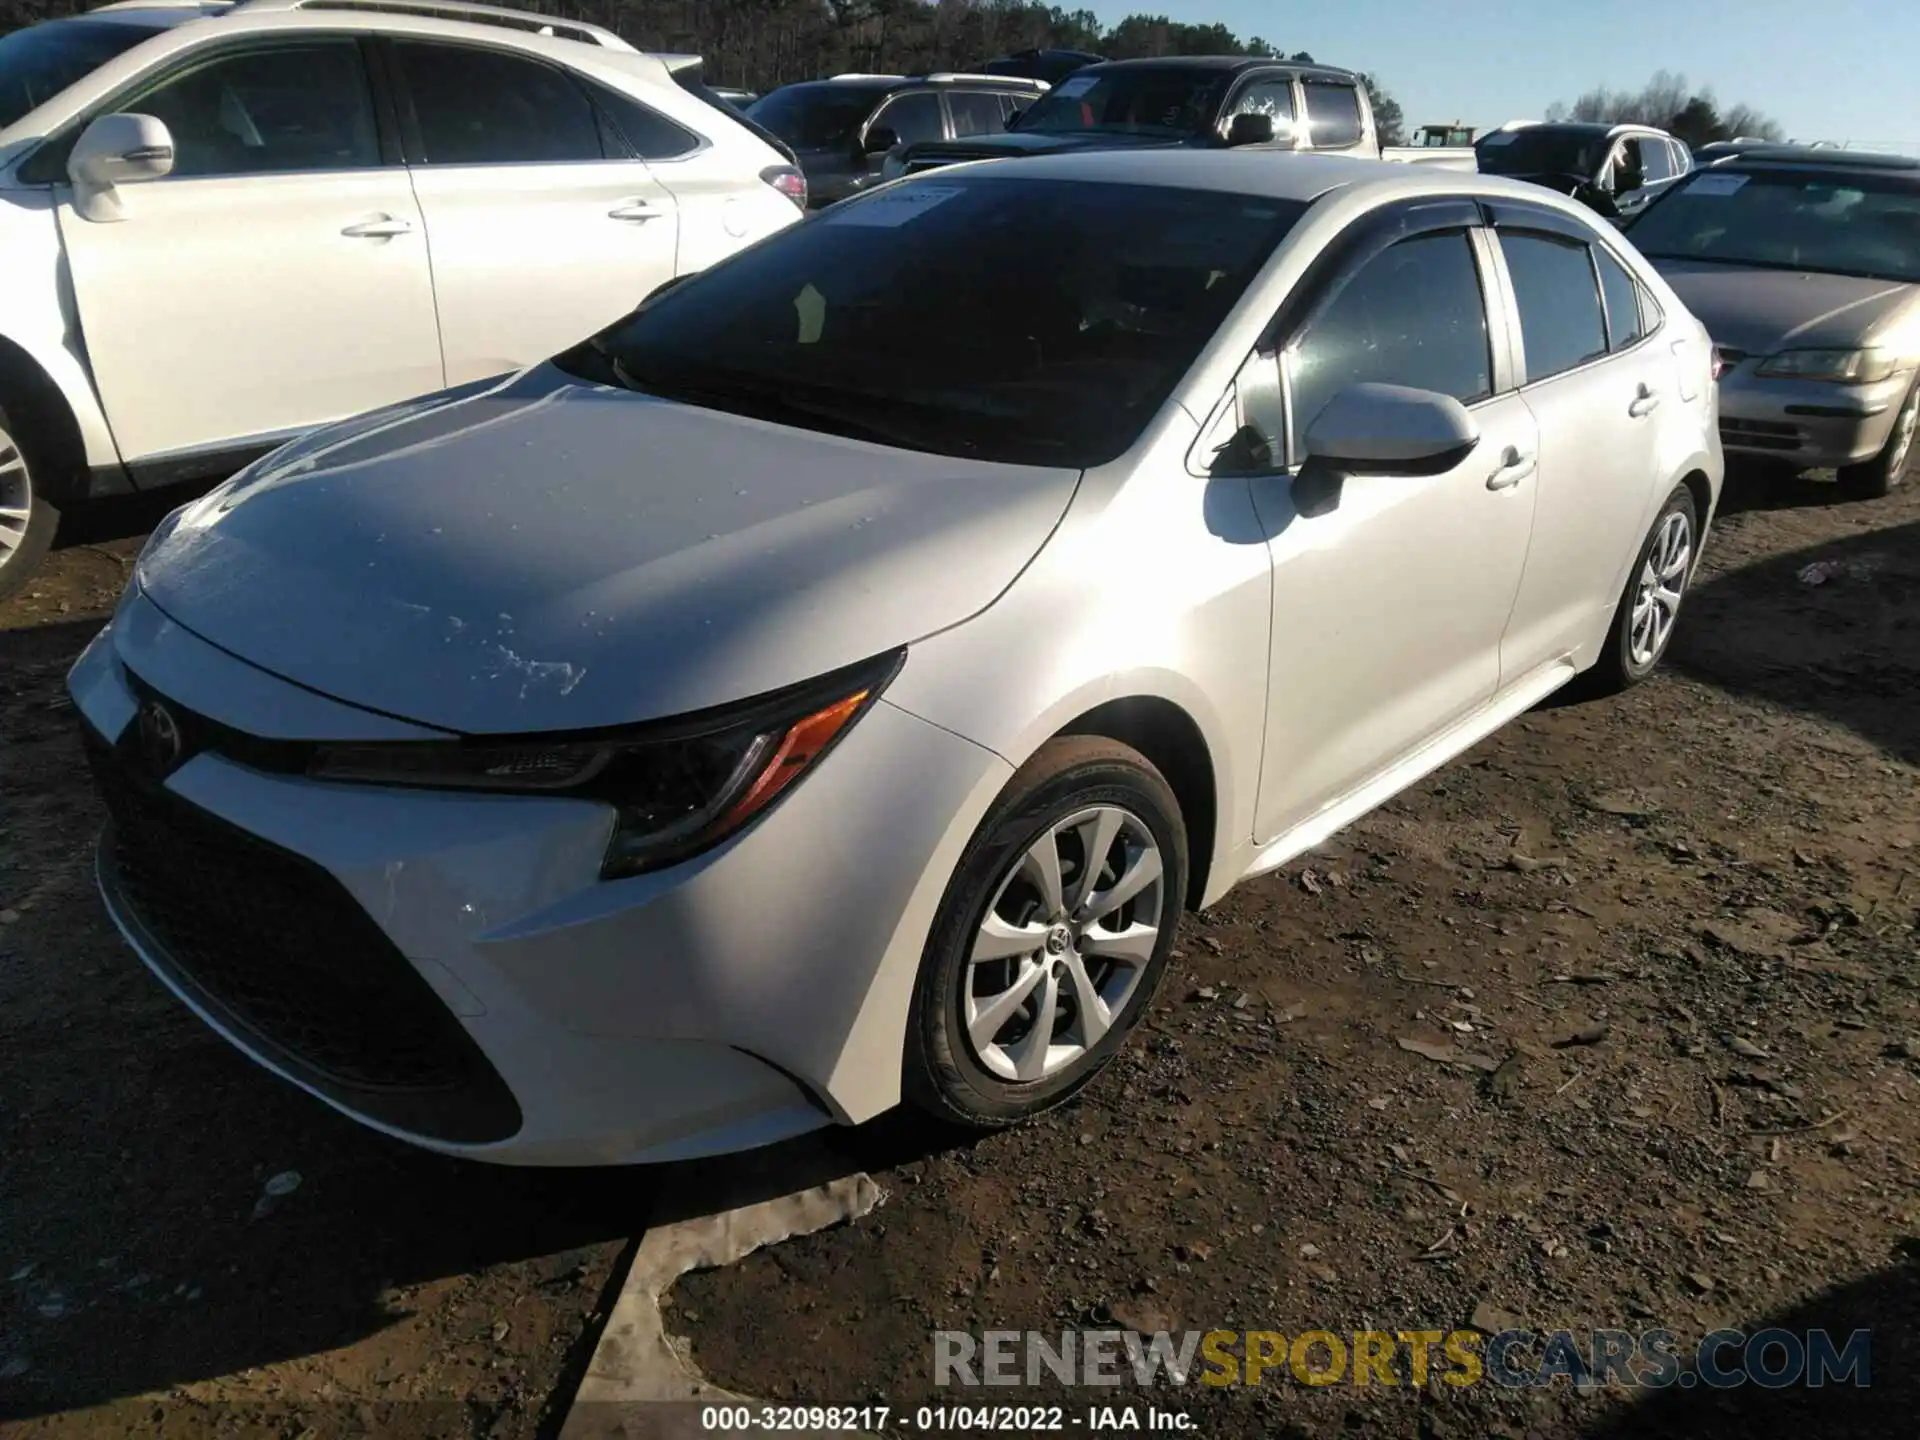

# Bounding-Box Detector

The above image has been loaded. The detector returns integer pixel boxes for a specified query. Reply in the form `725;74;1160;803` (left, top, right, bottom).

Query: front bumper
1714;361;1912;468
68;596;1009;1165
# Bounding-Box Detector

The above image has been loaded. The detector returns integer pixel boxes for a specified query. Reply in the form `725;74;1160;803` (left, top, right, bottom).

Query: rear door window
948;90;1006;138
392;40;602;165
1302;79;1363;148
1500;231;1609;381
1640;137;1676;183
1594;246;1645;350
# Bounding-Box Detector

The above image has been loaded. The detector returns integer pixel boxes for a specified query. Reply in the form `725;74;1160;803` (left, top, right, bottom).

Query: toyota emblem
136;699;185;776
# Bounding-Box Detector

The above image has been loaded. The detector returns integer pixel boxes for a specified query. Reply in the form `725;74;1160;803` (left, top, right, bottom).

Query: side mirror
1300;381;1479;477
860;124;898;158
1226;112;1275;147
1006;106;1025;128
68;113;174;222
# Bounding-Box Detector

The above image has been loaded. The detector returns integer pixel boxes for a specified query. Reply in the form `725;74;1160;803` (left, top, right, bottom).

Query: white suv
0;0;806;600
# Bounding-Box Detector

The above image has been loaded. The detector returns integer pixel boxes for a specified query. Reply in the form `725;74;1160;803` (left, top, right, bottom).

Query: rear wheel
1837;377;1918;500
904;736;1187;1130
1579;484;1699;697
0;405;59;606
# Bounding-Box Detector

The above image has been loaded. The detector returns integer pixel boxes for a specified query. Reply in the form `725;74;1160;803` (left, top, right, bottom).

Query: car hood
904;129;1191;161
1648;260;1920;356
135;366;1081;735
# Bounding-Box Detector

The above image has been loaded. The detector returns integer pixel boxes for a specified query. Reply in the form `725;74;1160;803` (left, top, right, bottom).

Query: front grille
82;719;521;1144
1721;417;1801;452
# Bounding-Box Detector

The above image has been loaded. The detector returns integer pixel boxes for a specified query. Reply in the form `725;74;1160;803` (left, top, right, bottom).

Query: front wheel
903;736;1188;1130
1580;484;1700;697
0;405;59;606
1837;377;1917;500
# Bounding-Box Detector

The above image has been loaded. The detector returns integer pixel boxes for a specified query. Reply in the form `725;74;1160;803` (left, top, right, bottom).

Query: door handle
1629;384;1661;418
608;201;660;222
341;216;412;239
1486;447;1536;491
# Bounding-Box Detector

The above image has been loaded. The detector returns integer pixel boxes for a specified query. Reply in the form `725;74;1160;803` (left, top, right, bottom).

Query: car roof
1715;145;1920;172
942;147;1589;209
1083;54;1360;82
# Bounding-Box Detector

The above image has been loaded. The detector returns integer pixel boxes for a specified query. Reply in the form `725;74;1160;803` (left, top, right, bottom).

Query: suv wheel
0;405;59;606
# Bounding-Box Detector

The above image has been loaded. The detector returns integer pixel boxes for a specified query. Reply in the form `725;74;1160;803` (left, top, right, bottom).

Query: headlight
1755;348;1898;384
309;650;903;879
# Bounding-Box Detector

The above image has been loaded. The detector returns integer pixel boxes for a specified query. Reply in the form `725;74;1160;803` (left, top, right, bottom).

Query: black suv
885;56;1378;180
744;72;1048;207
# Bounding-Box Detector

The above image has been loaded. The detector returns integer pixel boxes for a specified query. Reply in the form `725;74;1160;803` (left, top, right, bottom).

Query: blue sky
1084;0;1920;150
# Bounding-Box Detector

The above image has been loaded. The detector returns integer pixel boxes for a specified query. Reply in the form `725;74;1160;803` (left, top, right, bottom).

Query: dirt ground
2;471;1917;1439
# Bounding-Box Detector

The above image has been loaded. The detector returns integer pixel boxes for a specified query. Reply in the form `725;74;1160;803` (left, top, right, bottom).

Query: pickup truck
1381;121;1479;171
882;55;1389;181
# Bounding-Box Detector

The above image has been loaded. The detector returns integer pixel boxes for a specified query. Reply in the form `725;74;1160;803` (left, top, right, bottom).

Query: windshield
1629;167;1920;284
1014;67;1230;138
745;85;884;152
556;176;1307;469
1474;127;1607;179
0;18;158;131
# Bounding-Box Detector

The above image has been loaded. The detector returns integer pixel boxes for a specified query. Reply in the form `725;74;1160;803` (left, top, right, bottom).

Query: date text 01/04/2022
698;1404;1199;1431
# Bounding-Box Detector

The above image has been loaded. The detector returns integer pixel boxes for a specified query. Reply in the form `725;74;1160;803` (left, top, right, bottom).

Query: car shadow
1664;515;1919;765
1578;1242;1920;1440
1713;461;1856;519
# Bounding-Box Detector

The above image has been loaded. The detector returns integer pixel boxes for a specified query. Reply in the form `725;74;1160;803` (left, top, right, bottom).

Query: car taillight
1710;347;1730;380
761;165;807;211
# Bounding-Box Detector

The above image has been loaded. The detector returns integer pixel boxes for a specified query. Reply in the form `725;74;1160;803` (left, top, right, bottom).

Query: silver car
69;152;1720;1166
1626;147;1920;497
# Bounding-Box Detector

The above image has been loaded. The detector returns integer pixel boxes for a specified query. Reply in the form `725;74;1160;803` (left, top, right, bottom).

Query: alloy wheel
963;804;1166;1083
1629;509;1693;668
0;426;31;565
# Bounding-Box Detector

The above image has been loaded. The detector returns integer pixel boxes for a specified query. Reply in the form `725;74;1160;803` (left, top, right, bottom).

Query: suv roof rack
923;71;1048;89
91;1;235;10
237;0;636;49
828;72;906;82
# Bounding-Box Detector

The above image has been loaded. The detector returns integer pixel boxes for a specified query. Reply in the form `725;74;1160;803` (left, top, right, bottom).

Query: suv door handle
1629;384;1661;418
1486;447;1536;491
608;201;660;222
341;216;412;239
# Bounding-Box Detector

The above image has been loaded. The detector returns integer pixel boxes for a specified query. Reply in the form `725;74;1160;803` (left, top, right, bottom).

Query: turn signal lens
716;690;869;833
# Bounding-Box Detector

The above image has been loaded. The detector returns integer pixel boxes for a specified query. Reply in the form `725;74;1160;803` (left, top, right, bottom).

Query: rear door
946;89;1010;139
1301;76;1371;154
1490;206;1673;677
385;38;681;385
55;35;443;466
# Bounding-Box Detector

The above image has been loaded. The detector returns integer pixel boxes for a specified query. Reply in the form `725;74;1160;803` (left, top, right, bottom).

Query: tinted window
1626;167;1920;284
1501;232;1608;381
1302;80;1363;148
948;90;1006;138
1014;67;1230;138
1641;137;1675;183
1476;126;1608;180
1227;79;1295;136
560;178;1307;468
121;41;379;178
0;17;158;130
394;41;601;165
1287;231;1492;448
1595;247;1644;350
593;85;700;160
745;84;882;151
870;91;943;146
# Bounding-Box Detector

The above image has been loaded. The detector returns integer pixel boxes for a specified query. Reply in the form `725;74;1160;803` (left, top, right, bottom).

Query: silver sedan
70;152;1721;1165
1626;147;1920;497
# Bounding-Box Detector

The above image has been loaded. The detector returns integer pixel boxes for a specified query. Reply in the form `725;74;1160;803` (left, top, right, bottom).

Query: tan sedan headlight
1756;348;1899;384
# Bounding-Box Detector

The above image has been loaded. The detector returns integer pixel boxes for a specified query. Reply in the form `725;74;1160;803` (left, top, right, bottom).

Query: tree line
1546;70;1785;148
5;2;1795;150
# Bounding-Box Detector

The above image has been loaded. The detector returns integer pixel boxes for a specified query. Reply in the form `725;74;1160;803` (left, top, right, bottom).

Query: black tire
0;403;59;607
1579;484;1700;698
1837;376;1918;501
904;736;1188;1130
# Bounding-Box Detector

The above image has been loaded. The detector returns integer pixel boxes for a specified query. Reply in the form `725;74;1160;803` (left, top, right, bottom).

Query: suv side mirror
1006;106;1025;128
68;113;174;223
1226;112;1275;147
860;124;899;158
